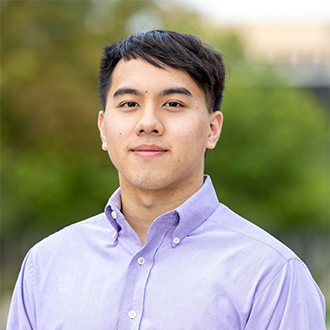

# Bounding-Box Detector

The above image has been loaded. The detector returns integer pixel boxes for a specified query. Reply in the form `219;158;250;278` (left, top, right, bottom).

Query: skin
98;58;223;244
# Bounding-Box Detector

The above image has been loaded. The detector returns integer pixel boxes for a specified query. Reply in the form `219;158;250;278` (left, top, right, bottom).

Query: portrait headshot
2;1;329;329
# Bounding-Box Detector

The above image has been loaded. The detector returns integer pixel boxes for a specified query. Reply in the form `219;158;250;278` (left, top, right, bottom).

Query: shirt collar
104;187;122;234
172;175;219;245
104;175;219;245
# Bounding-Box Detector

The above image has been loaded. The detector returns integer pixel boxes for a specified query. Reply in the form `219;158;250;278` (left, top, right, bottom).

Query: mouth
131;145;168;157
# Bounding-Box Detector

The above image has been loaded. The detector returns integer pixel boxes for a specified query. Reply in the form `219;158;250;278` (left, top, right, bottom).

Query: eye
120;101;139;108
164;101;183;108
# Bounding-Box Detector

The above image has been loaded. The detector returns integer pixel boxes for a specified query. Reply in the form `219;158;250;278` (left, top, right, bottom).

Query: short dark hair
98;30;226;113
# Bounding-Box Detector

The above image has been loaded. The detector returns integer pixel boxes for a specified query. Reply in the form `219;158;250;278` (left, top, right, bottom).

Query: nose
135;106;164;136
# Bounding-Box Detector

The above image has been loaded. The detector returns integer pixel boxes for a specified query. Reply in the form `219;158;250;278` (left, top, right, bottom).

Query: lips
131;145;167;157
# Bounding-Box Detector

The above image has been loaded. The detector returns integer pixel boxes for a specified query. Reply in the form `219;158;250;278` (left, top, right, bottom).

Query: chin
135;178;170;191
128;173;173;191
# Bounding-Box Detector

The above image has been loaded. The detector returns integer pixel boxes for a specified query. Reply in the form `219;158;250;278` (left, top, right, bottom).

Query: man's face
98;58;222;193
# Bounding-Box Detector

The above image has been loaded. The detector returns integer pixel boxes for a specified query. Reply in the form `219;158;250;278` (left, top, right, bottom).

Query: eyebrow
159;87;193;98
112;87;193;98
113;88;143;98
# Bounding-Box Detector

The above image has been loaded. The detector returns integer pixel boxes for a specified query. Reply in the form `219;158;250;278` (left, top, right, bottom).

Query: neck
120;176;204;245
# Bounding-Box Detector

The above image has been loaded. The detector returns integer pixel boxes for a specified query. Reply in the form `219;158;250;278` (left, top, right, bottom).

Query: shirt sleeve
6;251;36;330
244;258;326;330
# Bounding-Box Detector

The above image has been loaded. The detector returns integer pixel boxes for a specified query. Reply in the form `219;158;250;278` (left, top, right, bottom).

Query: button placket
118;215;178;329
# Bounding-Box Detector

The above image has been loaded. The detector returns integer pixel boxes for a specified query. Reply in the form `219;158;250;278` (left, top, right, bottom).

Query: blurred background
1;0;329;327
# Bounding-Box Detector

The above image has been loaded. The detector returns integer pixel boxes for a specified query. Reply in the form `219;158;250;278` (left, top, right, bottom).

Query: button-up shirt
7;176;326;329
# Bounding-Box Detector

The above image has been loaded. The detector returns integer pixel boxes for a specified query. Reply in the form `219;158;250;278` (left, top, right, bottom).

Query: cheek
104;124;125;156
105;132;125;171
172;123;208;162
105;117;127;141
178;119;209;147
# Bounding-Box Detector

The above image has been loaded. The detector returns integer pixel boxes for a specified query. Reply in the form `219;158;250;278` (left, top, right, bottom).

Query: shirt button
137;257;145;265
128;310;136;319
173;237;180;244
111;210;117;219
112;232;117;239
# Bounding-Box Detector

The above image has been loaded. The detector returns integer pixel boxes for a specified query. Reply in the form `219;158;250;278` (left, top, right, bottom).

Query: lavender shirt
7;176;325;329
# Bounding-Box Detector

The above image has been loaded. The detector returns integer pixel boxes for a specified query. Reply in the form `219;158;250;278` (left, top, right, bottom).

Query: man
7;30;325;329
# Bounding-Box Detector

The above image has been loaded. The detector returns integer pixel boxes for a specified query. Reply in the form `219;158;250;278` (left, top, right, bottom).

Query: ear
97;110;108;151
206;111;223;149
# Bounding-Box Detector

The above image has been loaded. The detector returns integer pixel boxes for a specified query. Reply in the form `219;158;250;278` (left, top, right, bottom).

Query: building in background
240;24;330;109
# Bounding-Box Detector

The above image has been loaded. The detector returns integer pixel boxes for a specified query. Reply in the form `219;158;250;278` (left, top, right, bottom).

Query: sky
172;0;330;24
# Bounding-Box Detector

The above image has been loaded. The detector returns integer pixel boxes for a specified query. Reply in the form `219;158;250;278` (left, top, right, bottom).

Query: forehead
109;58;205;99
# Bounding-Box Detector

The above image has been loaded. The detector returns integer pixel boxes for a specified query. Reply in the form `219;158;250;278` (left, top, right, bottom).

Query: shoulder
202;204;326;305
205;203;300;262
28;212;112;260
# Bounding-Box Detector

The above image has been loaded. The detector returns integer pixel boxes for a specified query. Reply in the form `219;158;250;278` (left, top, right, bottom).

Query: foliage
208;77;328;234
